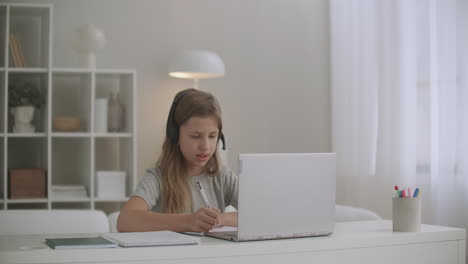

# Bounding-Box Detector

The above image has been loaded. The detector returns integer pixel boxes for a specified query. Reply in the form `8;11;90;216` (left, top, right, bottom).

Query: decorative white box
96;171;126;198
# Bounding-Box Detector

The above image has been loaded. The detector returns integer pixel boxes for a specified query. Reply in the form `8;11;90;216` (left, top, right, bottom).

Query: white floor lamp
168;50;225;89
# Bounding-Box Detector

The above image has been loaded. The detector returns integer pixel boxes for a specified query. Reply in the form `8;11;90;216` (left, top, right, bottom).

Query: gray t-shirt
132;167;238;213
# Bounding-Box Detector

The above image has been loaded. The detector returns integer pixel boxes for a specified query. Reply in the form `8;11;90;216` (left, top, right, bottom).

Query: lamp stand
80;52;96;68
193;79;199;89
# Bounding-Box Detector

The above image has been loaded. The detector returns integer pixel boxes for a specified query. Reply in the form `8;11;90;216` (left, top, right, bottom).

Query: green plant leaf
8;80;45;108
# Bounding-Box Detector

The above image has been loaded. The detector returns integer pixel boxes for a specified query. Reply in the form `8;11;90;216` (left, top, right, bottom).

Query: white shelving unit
0;3;137;212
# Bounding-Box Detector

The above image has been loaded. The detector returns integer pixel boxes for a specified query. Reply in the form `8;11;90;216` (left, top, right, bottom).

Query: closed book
9;169;47;198
45;236;117;249
52;190;88;199
104;231;200;247
52;185;87;191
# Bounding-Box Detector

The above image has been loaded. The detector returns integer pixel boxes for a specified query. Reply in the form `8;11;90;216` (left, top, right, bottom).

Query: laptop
207;153;336;242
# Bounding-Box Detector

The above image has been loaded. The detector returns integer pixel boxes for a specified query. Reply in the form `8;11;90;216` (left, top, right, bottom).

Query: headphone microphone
166;89;226;150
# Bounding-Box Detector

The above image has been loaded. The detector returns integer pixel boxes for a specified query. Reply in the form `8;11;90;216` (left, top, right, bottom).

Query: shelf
0;73;3;131
95;137;134;198
52;72;91;133
53;68;93;73
95;197;129;202
52;68;137;75
51;138;91;190
1;3;52;8
7;68;48;73
51;198;91;203
51;132;91;138
95;73;134;134
94;133;132;138
0;6;5;68
95;138;133;171
7;133;47;138
8;137;47;169
8;72;48;133
0;139;3;199
7;198;48;203
95;69;136;74
8;6;50;68
51;202;90;210
1;4;136;212
8;4;51;13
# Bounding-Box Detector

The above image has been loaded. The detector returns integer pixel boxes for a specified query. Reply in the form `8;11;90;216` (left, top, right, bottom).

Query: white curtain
330;0;468;236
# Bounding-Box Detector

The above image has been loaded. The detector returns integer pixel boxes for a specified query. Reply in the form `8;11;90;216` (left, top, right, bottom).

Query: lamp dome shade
71;24;106;53
168;50;225;79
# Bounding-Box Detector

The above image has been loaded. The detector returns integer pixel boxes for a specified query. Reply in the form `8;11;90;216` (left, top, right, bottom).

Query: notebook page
209;226;238;233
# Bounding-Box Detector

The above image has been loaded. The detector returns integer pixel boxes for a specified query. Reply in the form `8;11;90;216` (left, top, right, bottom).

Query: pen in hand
196;181;212;208
196;181;220;228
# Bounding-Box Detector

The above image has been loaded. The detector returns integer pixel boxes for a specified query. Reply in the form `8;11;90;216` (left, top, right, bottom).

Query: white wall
16;0;330;179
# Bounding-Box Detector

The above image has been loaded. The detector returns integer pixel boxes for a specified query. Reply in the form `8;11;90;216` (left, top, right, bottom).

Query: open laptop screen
237;153;336;239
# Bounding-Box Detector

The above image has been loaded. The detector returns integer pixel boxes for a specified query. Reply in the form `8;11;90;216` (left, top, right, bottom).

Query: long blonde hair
157;89;223;213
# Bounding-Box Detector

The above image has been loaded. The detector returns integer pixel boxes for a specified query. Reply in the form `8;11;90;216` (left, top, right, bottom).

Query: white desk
0;220;465;264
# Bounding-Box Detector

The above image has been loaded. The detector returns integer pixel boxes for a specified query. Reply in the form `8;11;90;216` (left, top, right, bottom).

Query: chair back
0;210;110;235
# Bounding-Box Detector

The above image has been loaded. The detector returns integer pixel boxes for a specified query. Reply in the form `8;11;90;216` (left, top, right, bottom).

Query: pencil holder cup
392;197;421;232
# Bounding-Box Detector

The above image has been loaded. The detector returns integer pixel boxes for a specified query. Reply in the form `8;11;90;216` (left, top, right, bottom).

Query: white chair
335;205;382;222
227;205;381;222
0;210;110;235
108;211;120;233
106;205;382;233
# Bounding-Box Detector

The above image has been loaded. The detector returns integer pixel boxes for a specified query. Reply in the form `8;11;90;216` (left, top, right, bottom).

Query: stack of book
9;33;26;67
51;185;88;200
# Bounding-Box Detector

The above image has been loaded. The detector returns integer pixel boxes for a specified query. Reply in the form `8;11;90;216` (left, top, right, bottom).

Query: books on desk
45;236;117;249
103;231;200;247
45;231;200;249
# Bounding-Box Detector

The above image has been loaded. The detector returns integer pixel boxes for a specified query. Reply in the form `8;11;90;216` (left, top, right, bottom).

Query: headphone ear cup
166;103;178;142
166;89;197;143
220;133;226;150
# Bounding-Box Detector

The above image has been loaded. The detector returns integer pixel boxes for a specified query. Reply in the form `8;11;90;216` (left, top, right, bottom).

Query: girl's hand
211;208;223;227
187;207;219;232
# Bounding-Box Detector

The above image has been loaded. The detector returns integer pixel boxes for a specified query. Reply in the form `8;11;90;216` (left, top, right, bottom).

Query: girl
117;88;238;233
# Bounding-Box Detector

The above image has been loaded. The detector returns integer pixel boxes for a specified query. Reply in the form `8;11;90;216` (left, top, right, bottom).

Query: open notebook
184;226;238;236
103;231;200;247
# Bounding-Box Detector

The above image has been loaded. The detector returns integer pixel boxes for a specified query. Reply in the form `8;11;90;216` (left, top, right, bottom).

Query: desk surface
0;220;465;264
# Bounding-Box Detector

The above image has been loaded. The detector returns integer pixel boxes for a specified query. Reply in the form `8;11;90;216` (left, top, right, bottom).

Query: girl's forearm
117;209;190;232
220;212;238;227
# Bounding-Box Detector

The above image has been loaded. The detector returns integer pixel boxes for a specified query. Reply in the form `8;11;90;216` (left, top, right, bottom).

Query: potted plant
8;79;45;133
